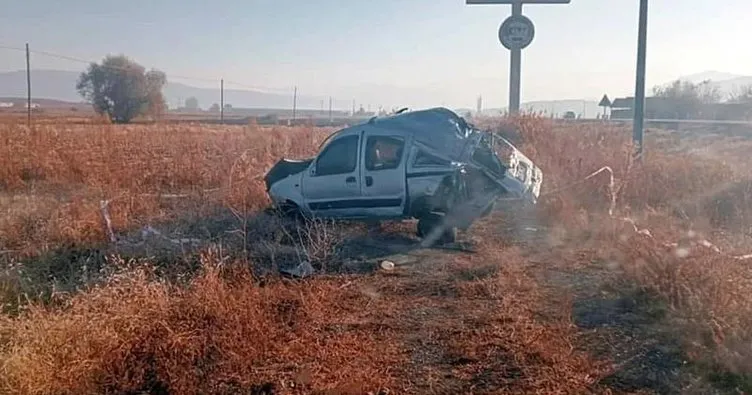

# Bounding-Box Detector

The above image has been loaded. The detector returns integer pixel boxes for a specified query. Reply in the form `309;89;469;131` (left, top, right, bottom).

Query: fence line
566;118;752;126
0;43;292;92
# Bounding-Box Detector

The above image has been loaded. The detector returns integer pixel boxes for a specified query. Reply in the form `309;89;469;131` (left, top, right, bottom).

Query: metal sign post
466;0;570;115
633;0;648;157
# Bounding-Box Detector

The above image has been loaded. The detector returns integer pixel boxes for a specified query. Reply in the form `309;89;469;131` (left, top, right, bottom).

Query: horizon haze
2;0;752;109
3;68;752;116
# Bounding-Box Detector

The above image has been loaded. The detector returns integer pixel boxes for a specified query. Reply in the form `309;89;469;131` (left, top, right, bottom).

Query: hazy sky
2;0;752;109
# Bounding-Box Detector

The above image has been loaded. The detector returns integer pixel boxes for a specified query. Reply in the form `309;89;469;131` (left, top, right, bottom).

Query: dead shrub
617;232;752;375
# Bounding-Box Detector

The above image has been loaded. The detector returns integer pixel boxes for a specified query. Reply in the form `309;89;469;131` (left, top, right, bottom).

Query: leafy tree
185;97;199;110
76;55;167;123
209;103;220;112
144;70;167;120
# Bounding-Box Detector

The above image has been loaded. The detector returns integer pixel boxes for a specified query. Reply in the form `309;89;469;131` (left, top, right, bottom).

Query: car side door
301;133;363;217
359;129;409;218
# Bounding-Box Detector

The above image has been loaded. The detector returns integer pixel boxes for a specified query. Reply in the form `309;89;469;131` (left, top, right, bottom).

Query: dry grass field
0;114;751;394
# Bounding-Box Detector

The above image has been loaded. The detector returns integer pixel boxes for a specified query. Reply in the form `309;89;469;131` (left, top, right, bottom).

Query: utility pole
328;96;333;124
26;43;31;127
292;86;298;122
633;0;649;157
352;99;356;116
220;79;224;124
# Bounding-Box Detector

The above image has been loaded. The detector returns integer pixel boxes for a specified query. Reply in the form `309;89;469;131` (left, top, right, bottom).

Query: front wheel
417;212;456;246
272;202;306;221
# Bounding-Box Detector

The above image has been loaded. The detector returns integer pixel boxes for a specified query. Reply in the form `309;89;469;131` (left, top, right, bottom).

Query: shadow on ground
542;259;725;395
572;287;688;394
1;205;473;314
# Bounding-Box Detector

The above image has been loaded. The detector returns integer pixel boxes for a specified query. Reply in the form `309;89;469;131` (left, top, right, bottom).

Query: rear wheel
417;212;456;245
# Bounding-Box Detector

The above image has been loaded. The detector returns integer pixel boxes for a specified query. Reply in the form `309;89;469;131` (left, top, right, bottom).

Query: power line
0;43;295;93
0;44;25;52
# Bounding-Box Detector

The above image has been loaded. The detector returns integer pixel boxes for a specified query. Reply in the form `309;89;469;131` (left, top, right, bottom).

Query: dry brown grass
1;114;752;393
0;252;404;394
0;122;334;312
0;238;613;394
0;122;330;249
484;115;752;384
618;234;752;375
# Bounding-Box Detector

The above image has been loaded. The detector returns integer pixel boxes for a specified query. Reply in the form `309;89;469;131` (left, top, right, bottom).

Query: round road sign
498;15;535;50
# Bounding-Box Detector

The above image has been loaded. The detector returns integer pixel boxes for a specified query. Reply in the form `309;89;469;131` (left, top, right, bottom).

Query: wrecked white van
263;107;542;244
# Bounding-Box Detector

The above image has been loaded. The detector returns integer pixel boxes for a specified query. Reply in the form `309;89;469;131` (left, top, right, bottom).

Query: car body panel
300;130;365;218
357;125;411;217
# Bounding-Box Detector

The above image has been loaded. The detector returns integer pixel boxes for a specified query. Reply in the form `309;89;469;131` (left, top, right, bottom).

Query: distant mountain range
0;69;333;110
2;69;751;113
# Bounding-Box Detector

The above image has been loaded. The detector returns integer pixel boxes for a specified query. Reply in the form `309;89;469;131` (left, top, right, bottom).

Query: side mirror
309;162;316;177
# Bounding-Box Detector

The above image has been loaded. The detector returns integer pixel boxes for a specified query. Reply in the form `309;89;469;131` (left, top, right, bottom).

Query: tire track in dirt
345;230;608;394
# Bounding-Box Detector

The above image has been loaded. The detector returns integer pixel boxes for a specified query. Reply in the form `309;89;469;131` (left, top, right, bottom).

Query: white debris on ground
380;260;396;271
279;261;315;278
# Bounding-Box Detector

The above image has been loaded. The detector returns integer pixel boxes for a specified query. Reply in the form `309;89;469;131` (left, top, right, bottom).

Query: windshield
317;128;343;151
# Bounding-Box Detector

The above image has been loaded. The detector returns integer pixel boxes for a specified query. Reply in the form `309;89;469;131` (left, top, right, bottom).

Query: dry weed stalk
273;214;343;271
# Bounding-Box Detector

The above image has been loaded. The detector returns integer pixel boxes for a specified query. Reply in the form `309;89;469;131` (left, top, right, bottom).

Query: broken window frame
413;149;451;168
364;135;405;171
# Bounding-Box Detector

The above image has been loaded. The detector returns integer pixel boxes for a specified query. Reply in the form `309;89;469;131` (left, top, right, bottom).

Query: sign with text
465;0;570;114
499;15;535;50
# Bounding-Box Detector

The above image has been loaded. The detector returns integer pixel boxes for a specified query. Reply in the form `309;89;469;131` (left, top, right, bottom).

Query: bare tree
652;79;721;119
728;84;752;103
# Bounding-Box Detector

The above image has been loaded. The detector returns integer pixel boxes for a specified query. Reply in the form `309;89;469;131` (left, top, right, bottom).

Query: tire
479;200;496;218
277;202;305;221
417;212;456;245
271;202;309;234
365;220;381;233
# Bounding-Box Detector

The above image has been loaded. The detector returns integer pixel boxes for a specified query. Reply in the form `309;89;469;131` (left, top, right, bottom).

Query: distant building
609;97;634;119
0;102;13;108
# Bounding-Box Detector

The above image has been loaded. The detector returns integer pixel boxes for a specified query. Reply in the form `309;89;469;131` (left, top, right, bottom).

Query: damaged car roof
362;107;475;160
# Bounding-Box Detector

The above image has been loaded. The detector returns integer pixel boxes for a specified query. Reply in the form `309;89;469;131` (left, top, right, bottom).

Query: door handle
346;176;356;184
365;176;373;187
